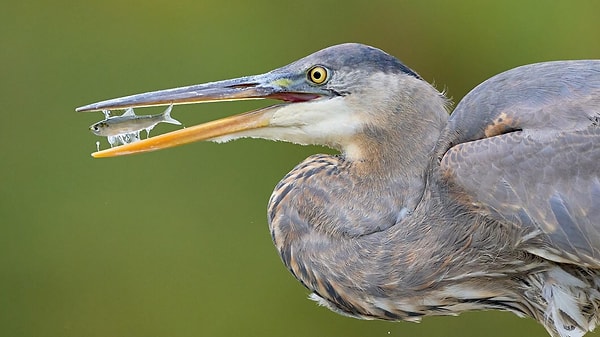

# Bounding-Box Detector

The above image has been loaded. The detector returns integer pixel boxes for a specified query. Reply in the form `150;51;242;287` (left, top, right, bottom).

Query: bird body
77;43;600;337
267;58;600;337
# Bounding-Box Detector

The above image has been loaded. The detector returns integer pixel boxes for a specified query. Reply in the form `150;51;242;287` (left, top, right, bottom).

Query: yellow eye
307;66;328;85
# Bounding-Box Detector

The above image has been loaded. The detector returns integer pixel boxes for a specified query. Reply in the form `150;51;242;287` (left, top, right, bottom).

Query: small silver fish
89;104;181;138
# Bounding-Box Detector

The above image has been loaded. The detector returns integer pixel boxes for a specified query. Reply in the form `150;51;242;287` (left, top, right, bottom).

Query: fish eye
90;124;102;132
307;66;329;85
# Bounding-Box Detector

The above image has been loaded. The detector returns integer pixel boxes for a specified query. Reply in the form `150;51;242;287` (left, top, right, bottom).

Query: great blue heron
77;43;600;337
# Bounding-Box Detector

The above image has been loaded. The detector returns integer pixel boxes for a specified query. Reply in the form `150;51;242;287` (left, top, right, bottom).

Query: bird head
77;43;433;159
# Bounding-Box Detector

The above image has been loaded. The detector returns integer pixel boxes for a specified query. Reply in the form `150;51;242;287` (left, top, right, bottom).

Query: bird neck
268;77;453;319
342;78;449;207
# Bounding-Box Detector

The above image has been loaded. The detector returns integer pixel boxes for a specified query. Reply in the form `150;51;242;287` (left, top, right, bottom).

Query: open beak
76;72;324;158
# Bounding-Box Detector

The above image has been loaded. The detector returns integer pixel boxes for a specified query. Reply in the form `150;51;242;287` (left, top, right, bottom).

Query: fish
90;104;181;137
89;104;181;147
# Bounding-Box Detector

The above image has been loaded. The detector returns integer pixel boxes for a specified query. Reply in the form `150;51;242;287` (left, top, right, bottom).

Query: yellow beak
91;107;274;158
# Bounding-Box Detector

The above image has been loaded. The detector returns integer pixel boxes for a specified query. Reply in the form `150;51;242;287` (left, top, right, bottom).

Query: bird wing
437;60;600;267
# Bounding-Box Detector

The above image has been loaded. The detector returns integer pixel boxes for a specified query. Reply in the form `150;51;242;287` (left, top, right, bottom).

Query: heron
77;43;600;337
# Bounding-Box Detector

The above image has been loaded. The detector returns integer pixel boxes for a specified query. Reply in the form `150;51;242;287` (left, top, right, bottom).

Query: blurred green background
1;1;599;336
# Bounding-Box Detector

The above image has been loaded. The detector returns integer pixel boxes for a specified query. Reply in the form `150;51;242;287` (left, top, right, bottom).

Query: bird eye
307;66;329;85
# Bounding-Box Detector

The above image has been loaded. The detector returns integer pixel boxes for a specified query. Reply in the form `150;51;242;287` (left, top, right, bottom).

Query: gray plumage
266;46;600;337
77;44;600;337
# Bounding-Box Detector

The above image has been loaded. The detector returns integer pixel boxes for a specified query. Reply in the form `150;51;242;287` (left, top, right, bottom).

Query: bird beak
76;72;324;158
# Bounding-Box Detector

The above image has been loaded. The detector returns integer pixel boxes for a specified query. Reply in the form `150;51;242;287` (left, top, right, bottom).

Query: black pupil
313;70;322;80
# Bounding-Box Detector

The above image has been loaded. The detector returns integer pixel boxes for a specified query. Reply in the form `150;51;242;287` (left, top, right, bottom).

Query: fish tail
161;104;182;125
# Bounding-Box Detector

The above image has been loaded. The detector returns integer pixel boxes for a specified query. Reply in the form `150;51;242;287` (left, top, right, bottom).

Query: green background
2;1;599;336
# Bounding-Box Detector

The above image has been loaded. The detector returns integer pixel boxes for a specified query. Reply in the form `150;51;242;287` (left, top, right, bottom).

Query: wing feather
437;60;600;267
